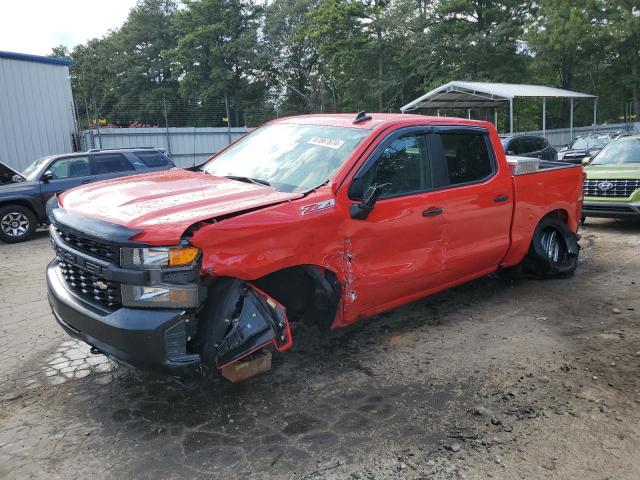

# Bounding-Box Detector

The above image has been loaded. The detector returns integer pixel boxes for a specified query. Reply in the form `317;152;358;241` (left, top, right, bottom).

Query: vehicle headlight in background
121;284;201;308
126;246;199;268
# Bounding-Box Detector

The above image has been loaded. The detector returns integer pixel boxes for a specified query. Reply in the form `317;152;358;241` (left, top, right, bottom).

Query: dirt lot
1;219;639;480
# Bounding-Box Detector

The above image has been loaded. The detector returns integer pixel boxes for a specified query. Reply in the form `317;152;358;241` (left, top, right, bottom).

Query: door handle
422;208;443;217
82;179;93;184
494;194;509;203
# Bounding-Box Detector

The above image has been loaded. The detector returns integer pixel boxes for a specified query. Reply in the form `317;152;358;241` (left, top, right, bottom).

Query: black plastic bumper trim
47;260;200;374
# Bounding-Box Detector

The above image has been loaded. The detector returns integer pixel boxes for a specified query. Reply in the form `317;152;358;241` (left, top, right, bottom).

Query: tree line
52;0;639;131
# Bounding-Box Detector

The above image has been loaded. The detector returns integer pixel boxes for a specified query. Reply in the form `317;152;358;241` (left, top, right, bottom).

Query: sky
0;0;138;56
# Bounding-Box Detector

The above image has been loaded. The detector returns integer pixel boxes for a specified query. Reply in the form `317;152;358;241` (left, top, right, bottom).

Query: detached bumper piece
215;285;292;368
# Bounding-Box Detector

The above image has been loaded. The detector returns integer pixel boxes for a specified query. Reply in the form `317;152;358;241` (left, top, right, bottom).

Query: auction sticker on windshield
308;137;345;149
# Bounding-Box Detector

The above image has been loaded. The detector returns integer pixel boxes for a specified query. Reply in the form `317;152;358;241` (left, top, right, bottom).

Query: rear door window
133;151;171;167
434;131;495;186
526;138;542;152
508;138;523;155
92;153;135;175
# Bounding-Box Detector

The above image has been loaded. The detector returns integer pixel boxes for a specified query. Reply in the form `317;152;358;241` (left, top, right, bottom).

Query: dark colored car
0;148;174;243
500;134;557;161
556;132;621;164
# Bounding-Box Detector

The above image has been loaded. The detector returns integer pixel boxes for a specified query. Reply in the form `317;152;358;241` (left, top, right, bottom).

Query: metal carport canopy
400;81;597;135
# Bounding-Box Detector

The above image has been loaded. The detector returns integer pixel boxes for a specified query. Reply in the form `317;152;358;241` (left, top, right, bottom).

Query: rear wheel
524;216;579;277
0;205;37;243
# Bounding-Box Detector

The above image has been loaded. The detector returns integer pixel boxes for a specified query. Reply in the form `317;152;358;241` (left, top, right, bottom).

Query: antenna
353;112;372;124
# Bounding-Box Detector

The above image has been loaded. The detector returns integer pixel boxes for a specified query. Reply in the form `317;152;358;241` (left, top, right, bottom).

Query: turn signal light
168;246;199;266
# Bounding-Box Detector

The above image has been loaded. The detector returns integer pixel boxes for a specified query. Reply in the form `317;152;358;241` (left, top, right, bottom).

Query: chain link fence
70;98;312;166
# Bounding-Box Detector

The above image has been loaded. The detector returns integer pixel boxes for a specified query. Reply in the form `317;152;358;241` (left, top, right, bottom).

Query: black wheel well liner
249;264;341;329
544;208;570;224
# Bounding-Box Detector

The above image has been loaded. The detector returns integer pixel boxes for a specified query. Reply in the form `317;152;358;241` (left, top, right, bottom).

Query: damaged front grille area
55;226;120;264
57;259;122;309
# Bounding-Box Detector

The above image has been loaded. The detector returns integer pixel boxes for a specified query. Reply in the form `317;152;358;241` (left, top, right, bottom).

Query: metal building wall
0;56;75;172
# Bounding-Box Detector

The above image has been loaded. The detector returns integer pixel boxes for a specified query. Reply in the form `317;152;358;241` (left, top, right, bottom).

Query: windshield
202;123;370;193
21;156;52;181
590;139;640;165
569;136;608;150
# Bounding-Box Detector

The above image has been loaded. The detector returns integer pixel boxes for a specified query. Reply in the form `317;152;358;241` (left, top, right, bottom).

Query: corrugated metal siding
81;127;252;167
0;57;75;172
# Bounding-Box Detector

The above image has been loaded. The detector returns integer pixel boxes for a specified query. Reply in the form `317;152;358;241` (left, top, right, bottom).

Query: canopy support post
569;98;574;140
494;108;498;129
593;98;598;131
509;99;513;134
542;98;546;137
467;108;471;120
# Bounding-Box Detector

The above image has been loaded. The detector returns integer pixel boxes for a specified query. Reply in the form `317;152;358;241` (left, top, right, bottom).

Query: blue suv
0;148;174;243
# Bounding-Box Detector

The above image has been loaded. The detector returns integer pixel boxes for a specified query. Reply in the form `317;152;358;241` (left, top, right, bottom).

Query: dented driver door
342;129;448;321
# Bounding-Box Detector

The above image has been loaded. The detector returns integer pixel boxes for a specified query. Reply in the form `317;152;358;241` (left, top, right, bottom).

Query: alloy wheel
1;212;30;238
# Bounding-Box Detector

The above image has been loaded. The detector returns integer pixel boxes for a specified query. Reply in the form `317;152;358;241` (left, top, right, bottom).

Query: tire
523;216;580;278
195;278;246;378
0;204;37;243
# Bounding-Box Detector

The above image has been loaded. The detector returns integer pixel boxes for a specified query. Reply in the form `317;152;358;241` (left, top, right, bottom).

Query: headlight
121;284;201;308
123;246;199;269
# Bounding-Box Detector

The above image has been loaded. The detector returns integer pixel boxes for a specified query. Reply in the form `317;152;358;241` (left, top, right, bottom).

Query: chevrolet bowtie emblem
95;281;108;290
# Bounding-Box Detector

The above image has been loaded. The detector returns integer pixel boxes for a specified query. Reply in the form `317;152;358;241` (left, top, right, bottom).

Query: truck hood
0;161;26;185
585;164;640;180
59;169;304;243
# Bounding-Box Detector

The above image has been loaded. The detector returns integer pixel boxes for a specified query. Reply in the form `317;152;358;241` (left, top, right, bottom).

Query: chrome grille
57;259;122;308
583;179;640;198
55;226;119;263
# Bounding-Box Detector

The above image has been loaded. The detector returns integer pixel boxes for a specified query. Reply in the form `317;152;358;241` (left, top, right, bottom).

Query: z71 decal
300;199;336;216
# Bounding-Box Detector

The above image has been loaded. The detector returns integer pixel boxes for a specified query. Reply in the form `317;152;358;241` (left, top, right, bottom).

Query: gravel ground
1;219;639;480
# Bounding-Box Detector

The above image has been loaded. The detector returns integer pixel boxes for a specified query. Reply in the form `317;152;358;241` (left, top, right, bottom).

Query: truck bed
501;158;584;267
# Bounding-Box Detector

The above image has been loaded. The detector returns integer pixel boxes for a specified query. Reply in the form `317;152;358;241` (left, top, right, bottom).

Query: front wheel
524;216;580;278
0;204;37;243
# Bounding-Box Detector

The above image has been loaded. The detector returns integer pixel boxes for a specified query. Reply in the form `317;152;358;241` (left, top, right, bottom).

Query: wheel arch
207;263;342;330
0;197;43;221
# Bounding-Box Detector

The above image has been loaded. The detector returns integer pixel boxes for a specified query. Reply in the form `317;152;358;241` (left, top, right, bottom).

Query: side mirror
42;171;53;182
349;183;389;220
507;150;516;156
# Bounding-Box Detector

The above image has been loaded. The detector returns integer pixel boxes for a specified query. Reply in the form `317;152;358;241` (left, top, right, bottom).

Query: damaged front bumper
47;260;201;374
48;259;293;377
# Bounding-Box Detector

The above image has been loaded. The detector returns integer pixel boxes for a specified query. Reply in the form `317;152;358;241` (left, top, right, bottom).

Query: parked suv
500;134;557;160
582;135;640;219
557;132;620;164
0;148;174;243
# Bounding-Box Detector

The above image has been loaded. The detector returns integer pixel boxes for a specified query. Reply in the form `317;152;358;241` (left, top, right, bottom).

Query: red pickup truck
46;113;584;377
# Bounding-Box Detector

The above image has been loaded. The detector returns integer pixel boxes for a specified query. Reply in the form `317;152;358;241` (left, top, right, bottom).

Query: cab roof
271;113;492;131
